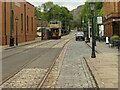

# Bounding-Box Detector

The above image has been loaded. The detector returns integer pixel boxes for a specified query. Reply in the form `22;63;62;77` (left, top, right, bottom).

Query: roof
26;1;34;7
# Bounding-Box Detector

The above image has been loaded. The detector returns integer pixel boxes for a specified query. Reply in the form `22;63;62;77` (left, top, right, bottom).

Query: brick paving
85;41;118;88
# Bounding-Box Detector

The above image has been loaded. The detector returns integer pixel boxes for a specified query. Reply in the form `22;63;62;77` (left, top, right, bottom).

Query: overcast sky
26;0;86;11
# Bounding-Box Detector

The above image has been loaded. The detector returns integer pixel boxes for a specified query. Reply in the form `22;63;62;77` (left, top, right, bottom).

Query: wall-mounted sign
112;19;120;22
97;16;102;24
15;2;21;7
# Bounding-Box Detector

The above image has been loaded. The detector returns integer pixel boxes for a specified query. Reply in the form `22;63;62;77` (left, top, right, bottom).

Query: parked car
75;31;85;41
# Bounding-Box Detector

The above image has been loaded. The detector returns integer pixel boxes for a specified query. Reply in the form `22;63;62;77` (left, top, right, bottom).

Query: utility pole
89;2;96;58
94;5;96;46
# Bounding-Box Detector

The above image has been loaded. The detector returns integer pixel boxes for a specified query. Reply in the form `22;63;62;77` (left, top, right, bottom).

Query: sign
97;16;102;24
15;2;21;7
112;19;120;22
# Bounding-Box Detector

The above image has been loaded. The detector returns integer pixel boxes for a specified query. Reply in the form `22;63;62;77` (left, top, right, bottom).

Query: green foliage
79;2;103;25
77;2;104;34
35;1;73;29
35;7;41;19
79;2;91;28
110;35;120;43
41;2;54;13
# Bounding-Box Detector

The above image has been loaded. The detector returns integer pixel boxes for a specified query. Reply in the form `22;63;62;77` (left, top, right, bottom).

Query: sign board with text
97;16;102;24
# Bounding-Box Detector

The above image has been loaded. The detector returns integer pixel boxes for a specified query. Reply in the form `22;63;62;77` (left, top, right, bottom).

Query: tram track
38;37;97;89
2;34;72;60
1;37;73;88
37;38;72;88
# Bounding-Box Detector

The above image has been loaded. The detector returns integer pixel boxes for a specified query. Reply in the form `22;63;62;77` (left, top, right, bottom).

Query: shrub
110;35;120;43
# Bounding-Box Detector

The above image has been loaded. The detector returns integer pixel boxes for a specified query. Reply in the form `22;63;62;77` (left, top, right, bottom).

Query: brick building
103;2;120;37
0;2;2;45
1;1;36;45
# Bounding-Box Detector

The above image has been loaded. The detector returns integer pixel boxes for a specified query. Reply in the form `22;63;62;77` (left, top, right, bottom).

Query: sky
26;0;86;11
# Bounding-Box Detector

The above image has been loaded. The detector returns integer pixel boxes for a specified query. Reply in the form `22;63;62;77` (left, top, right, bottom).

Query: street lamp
89;2;96;58
15;17;19;46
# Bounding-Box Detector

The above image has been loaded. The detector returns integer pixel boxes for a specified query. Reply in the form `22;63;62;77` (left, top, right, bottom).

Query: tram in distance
49;20;62;39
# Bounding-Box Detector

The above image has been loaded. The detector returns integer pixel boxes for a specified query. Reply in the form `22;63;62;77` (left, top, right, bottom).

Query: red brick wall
38;22;48;27
2;2;10;45
26;2;35;41
2;1;36;45
103;2;120;37
0;1;2;45
118;1;120;17
103;2;118;17
13;2;24;43
104;23;113;37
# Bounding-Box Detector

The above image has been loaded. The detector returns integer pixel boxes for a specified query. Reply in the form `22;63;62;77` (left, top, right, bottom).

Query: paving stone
55;40;96;88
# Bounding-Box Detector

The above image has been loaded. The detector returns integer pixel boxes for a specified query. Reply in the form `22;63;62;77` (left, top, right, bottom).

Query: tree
47;5;73;29
35;1;73;29
79;2;103;27
35;7;41;19
47;5;61;21
41;1;54;13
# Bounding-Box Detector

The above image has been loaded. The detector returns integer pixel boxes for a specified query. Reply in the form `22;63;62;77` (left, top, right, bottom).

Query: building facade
1;1;36;45
103;2;120;37
0;1;2;45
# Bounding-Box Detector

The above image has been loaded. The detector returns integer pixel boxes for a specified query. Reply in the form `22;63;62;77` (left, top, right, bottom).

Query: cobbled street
41;38;97;88
1;1;119;89
54;39;96;88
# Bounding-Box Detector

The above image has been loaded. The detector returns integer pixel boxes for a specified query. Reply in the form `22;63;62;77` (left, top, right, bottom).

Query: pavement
0;34;119;88
85;40;118;88
0;37;42;50
54;40;96;88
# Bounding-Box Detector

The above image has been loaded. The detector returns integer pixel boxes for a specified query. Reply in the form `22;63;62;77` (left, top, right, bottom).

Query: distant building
0;1;36;45
103;2;120;37
38;21;48;27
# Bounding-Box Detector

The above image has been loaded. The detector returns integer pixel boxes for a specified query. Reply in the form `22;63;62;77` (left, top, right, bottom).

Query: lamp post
89;2;96;58
15;17;19;46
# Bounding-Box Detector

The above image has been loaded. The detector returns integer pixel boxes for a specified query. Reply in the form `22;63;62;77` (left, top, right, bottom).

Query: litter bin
10;36;14;46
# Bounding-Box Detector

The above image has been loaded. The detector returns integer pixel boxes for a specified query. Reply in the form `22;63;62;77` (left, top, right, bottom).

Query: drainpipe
4;1;7;45
24;2;27;42
10;1;14;46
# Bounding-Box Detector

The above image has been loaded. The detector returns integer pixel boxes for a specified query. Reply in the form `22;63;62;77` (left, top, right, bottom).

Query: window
11;10;14;32
21;14;23;32
27;16;29;32
31;17;33;32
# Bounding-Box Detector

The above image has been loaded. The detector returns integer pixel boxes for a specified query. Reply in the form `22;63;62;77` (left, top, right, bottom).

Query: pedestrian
99;30;102;42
